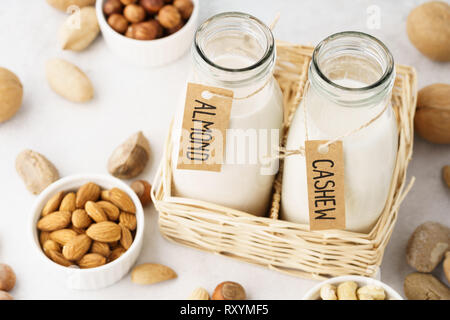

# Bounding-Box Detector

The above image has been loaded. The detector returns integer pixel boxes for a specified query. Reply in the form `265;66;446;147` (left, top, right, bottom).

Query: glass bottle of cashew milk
282;32;398;232
171;12;283;216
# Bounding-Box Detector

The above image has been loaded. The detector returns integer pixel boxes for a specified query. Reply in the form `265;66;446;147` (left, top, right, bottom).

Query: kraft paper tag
305;140;346;230
177;83;233;172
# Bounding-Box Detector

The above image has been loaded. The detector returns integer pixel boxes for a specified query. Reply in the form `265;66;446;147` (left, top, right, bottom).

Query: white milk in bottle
282;32;398;232
171;12;283;216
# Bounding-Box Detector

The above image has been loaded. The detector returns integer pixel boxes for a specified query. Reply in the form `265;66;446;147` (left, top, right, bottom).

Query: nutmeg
173;0;193;20
212;281;246;300
140;0;164;14
108;13;129;34
157;5;181;28
103;0;123;16
123;4;146;23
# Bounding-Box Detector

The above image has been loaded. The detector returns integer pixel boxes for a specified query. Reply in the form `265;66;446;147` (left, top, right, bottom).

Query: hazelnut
125;24;136;38
132;20;160;40
120;0;137;4
131;180;152;206
108;13;129;34
0;291;13;300
123;4;146;23
166;21;184;35
157;5;181;29
148;19;164;38
103;0;123;16
212;281;246;300
140;0;164;14
0;264;16;292
173;0;193;20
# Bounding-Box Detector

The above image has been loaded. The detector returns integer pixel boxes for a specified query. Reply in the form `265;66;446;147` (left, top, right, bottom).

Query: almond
62;234;92;261
131;263;177;285
76;182;100;208
43;240;61;255
72;209;92;229
96;201;120;221
90;241;110;257
50;229;78;245
78;253;106;269
119;212;137;231
71;226;86;234
37;211;71;231
86;221;121;242
47;250;72;267
39;231;51;246
85;201;108;223
42;191;65;216
59;192;76;212
103;188;136;213
108;247;126;262
188;287;210;300
119;224;133;250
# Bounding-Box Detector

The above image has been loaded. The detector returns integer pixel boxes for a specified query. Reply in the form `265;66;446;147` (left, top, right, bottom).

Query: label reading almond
305;140;346;230
177;83;233;172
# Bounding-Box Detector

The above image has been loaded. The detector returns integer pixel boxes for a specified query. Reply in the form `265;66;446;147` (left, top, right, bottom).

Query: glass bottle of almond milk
282;32;397;232
171;12;283;216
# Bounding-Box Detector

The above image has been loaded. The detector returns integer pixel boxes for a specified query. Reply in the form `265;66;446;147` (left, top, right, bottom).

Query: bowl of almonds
96;0;199;66
30;174;144;290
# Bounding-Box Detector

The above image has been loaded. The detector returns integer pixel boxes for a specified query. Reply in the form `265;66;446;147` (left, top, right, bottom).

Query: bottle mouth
193;12;275;85
310;31;395;105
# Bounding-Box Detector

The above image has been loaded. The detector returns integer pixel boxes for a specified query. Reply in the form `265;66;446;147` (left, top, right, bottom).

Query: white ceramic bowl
96;0;199;67
302;275;403;300
30;174;144;290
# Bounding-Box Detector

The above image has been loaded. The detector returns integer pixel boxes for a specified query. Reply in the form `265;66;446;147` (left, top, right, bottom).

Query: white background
0;0;449;299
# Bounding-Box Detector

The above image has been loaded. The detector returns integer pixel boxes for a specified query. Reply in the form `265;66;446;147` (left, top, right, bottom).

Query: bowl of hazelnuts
96;0;198;67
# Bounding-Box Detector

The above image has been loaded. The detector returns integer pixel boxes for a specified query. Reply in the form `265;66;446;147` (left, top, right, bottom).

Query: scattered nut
444;252;450;283
108;131;151;179
0;264;16;292
157;5;181;29
188;287;210;300
108;13;129;34
131;263;177;285
0;290;13;300
45;58;94;102
124;4;146;23
103;0;123;15
414;83;450;144
140;0;164;14
212;281;246;300
59;6;99;51
46;0;95;11
131;180;152;206
406;221;450;273
404;272;450;300
16;149;59;195
319;283;337;300
173;0;193;20
407;1;450;61
0;67;23;123
337;281;358;300
444;166;450;188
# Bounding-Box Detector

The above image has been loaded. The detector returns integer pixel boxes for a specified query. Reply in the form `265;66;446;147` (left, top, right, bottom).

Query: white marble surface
0;0;449;300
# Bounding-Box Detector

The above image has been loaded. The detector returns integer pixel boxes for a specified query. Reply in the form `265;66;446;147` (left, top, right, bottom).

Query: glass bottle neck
191;12;276;90
308;31;395;108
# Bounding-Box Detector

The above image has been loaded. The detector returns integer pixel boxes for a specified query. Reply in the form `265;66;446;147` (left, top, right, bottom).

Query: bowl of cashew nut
302;275;403;300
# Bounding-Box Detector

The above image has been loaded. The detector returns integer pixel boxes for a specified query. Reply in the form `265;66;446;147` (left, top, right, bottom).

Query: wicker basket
151;40;417;280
